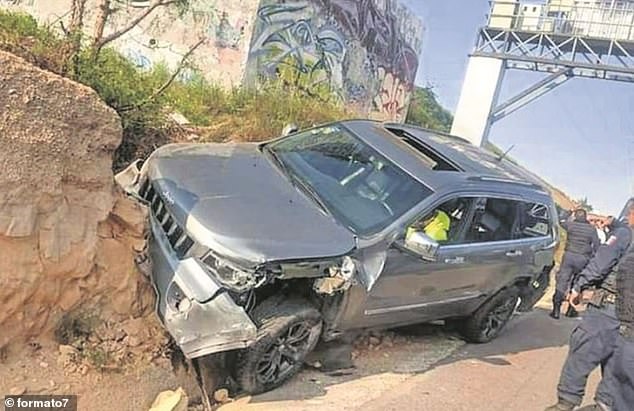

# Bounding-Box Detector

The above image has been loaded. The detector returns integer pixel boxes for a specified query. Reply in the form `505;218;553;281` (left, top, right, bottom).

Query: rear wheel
235;298;322;394
458;287;520;343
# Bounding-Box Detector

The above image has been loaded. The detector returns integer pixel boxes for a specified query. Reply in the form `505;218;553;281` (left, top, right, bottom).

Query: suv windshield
266;125;433;235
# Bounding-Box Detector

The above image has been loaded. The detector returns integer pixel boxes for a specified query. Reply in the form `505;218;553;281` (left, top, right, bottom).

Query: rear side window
516;202;552;238
464;198;518;243
463;198;552;243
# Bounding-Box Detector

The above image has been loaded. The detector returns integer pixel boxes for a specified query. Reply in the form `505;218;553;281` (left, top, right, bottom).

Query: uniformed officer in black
545;213;632;411
609;202;634;411
551;208;600;319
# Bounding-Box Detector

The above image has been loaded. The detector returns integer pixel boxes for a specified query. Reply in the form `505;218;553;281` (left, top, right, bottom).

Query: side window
516;202;552;238
406;197;474;245
464;198;518;243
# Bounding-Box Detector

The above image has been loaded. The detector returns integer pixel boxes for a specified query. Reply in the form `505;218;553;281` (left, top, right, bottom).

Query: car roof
341;120;552;203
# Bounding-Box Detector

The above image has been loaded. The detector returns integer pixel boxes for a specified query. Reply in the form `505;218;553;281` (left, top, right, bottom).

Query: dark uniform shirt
616;230;634;326
561;219;600;258
572;221;632;294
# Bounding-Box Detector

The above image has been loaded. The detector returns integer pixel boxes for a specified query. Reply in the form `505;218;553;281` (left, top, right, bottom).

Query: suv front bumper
120;161;257;359
147;212;257;358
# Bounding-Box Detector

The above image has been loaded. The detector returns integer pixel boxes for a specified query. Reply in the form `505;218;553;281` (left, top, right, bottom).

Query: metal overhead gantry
451;0;634;146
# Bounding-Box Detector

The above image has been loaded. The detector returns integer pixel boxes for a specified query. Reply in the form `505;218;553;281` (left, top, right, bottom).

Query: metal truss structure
475;27;634;82
475;27;634;123
452;1;634;144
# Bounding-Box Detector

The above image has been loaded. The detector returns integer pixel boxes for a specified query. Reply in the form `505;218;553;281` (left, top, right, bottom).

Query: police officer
551;208;600;319
608;203;634;411
545;214;633;411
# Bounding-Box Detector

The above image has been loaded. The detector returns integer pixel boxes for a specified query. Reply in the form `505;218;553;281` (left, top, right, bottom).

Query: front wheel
235;298;322;394
458;287;519;343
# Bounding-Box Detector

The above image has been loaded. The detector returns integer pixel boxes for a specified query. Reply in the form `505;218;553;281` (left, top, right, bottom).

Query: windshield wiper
264;146;293;181
264;146;331;215
290;175;331;216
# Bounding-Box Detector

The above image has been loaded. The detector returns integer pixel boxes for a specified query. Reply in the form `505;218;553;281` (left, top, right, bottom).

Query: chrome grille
141;180;194;258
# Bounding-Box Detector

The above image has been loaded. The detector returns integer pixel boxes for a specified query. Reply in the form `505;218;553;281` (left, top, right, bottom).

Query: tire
458;287;520;343
235;298;323;394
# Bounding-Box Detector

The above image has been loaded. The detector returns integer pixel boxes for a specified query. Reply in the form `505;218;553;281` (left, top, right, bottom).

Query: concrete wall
245;0;424;122
2;0;423;121
1;0;260;87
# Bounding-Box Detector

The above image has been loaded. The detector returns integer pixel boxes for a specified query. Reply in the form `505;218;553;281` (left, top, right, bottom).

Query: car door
359;196;486;327
454;194;533;296
359;195;533;329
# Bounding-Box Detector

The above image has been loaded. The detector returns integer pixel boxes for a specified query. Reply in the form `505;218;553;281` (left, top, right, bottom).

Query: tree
61;0;201;101
405;86;453;132
575;197;594;212
90;0;190;58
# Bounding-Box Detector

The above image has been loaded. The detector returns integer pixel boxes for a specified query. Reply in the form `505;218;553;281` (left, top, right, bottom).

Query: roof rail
467;175;545;190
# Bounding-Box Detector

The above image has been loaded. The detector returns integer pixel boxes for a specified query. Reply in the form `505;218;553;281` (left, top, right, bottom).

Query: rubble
213;388;231;404
9;386;27;396
148;388;188;411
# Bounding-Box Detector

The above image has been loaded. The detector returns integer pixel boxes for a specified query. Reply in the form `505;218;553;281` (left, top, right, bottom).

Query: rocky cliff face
0;50;153;350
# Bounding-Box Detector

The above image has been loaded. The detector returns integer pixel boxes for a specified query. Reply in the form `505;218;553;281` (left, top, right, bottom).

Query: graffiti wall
106;0;259;86
1;0;423;120
0;0;260;87
245;0;424;122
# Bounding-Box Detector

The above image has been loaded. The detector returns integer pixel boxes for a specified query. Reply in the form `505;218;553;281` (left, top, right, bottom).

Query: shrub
0;9;452;169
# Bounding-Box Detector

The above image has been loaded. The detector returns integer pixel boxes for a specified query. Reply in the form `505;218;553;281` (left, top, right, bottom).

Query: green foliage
165;79;351;142
406;86;453;132
1;10;451;170
0;10;69;73
76;49;169;134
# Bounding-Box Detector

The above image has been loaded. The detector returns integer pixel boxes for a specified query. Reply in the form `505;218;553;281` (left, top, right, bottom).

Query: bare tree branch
94;0;178;51
69;0;87;33
59;21;69;36
92;0;110;52
119;37;206;112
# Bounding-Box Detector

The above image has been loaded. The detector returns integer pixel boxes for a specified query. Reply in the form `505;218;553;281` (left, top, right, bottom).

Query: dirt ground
0;277;561;411
0;322;463;411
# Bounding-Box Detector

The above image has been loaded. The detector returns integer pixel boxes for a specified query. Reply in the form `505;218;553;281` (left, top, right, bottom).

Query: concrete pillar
450;56;505;147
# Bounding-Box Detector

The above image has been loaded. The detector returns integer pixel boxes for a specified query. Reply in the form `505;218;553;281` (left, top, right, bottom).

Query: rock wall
0;50;152;350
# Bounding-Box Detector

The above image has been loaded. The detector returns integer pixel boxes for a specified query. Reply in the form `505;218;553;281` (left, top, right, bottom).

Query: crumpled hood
145;143;356;264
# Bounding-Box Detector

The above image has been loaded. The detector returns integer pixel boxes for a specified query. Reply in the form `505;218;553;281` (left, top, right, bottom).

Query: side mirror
282;123;299;136
402;231;439;261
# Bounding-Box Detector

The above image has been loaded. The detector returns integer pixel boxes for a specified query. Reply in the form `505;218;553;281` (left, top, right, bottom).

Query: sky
400;0;633;216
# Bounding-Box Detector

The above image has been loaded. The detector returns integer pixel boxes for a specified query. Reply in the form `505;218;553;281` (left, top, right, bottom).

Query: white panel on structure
450;56;505;147
489;0;520;29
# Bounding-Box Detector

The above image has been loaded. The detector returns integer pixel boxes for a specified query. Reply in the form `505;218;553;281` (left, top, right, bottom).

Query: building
490;0;634;41
0;0;424;122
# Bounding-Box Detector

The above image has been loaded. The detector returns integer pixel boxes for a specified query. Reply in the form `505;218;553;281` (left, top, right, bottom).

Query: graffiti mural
2;0;422;117
246;0;423;121
104;0;258;86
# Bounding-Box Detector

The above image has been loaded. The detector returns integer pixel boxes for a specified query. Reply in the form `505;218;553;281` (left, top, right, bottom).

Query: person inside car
407;209;451;243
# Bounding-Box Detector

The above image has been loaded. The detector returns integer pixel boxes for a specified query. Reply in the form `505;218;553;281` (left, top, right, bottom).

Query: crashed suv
117;120;558;394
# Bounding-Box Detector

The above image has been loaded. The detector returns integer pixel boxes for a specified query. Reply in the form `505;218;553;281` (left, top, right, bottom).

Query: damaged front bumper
148;214;257;358
117;161;257;359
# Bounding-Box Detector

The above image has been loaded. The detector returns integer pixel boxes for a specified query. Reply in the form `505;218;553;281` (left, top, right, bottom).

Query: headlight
202;252;257;292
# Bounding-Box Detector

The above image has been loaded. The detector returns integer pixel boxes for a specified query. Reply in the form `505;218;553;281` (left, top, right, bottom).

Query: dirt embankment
0;50;157;353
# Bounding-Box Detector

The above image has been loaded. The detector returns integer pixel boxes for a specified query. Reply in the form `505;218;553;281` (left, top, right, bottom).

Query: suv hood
145;143;356;264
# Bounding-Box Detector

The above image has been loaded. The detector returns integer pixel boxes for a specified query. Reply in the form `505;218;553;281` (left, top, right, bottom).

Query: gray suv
117;120;559;394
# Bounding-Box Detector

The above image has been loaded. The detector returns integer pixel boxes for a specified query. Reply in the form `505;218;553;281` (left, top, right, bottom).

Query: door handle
444;256;465;264
505;250;523;257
